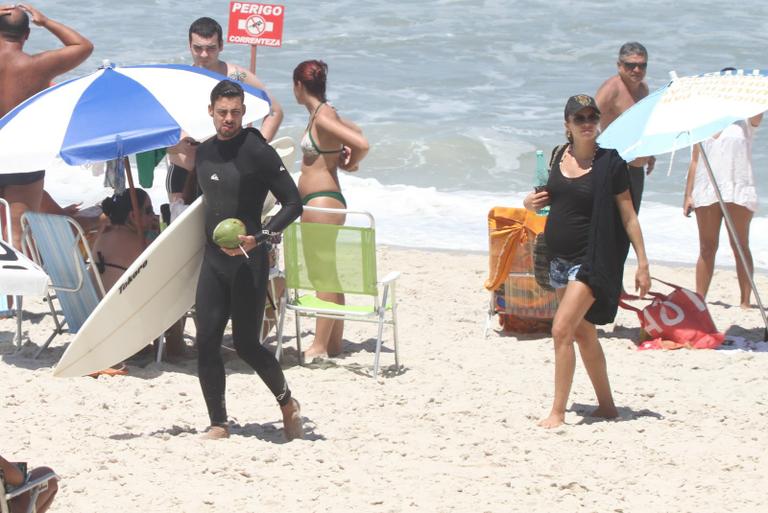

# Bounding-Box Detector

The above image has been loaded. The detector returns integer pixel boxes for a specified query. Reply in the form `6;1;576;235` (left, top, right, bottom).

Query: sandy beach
2;246;767;513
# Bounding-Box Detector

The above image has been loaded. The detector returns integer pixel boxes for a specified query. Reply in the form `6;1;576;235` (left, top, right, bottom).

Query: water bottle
533;150;549;215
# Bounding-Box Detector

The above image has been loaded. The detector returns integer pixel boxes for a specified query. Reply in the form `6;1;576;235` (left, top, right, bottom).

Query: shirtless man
0;4;93;249
595;42;655;212
166;16;283;205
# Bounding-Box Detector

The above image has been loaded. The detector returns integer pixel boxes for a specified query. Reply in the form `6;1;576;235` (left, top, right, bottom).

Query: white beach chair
0;467;58;513
1;199;19;334
0;198;43;349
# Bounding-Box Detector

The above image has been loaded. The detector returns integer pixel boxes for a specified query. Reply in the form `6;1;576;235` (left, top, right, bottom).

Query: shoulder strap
651;277;684;290
548;144;568;172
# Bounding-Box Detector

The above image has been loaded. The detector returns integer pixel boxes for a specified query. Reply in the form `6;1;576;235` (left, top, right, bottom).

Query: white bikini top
301;102;343;157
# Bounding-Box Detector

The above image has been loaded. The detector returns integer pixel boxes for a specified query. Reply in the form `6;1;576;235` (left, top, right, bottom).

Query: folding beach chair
0;199;48;349
20;212;106;358
484;207;558;336
276;207;401;377
1;198;19;326
0;467;58;513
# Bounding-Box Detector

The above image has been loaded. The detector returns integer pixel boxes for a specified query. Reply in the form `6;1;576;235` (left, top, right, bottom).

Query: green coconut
212;218;246;249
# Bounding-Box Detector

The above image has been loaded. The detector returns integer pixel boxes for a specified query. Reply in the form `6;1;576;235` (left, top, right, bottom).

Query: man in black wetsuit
193;80;303;440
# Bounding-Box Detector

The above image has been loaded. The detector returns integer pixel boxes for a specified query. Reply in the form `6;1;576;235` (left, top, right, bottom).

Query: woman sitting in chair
91;189;158;292
1;454;58;513
293;59;369;358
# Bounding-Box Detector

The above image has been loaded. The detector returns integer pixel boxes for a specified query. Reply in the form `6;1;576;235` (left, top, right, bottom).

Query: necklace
562;144;598;172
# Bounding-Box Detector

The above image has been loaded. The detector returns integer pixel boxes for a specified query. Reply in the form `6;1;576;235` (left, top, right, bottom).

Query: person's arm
683;145;699;217
315;112;369;171
220;146;302;257
166;135;198;155
181;167;199;206
40;190;81;216
239;67;283;142
615;190;650;297
262;170;302;234
19;4;93;77
0;455;25;487
750;113;763;128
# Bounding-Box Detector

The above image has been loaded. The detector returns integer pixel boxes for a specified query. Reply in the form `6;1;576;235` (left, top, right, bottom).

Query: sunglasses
621;61;648;71
144;206;154;215
572;113;600;125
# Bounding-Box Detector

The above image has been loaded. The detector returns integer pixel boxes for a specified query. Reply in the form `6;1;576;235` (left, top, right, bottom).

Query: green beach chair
20;212;106;358
276;207;401;377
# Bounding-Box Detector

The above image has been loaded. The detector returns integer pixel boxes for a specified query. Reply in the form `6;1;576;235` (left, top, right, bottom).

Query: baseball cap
564;95;600;119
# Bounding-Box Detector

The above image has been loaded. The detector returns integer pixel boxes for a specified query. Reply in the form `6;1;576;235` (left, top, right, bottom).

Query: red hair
293;60;328;102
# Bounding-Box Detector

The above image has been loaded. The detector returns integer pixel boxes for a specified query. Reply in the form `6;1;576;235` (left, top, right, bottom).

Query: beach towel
619;278;725;350
135;148;167;188
484;207;546;291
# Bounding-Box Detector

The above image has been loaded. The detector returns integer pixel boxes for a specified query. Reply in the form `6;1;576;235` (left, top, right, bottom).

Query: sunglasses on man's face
572;113;600;125
621;61;647;71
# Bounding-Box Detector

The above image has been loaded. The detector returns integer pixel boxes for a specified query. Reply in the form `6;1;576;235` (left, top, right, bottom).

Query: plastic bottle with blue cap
533;149;549;216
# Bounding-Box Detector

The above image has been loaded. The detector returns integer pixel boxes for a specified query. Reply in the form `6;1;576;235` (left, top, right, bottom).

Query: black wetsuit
194;127;302;427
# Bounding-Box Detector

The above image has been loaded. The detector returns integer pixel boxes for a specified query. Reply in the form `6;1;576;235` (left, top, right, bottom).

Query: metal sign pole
698;143;768;339
250;45;257;73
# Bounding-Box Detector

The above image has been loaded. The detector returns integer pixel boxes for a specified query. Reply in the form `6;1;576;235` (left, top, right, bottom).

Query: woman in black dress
524;95;651;428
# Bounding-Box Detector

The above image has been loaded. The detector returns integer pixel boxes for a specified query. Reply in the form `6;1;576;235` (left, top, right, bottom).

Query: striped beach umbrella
598;69;768;336
598;69;768;161
0;62;271;173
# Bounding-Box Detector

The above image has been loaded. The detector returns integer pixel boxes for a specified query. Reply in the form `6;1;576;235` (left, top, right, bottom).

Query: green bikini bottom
301;190;347;207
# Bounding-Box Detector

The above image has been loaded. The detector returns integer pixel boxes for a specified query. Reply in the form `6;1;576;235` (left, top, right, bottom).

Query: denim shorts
549;257;582;289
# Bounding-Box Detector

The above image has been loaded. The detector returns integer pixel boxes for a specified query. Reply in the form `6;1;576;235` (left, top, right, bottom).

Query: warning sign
227;2;285;47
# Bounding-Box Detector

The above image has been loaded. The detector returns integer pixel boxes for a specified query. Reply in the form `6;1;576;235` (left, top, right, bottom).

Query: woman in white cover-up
683;107;762;308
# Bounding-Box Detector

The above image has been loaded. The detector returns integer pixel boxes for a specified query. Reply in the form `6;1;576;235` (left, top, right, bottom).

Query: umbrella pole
698;144;768;339
123;157;146;248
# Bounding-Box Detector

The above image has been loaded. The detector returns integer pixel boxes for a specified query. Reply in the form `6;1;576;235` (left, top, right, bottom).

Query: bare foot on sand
327;338;343;357
281;398;303;441
200;425;229;440
537;412;565;429
590;405;619;419
303;344;328;360
303;339;343;360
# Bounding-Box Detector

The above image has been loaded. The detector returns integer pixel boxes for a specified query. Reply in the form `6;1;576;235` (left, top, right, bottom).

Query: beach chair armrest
378;271;401;285
4;471;58;501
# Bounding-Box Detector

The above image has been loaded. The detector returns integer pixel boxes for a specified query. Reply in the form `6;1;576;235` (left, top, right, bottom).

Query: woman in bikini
91;188;158;292
293;59;370;359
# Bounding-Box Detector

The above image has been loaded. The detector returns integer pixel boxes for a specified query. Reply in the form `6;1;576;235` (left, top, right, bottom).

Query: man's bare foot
590;405;619;419
740;302;752;310
537;412;565;428
200;425;229;440
281;398;303;441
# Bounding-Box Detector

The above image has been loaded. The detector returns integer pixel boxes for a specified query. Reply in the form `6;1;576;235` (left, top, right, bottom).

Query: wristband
256;229;281;245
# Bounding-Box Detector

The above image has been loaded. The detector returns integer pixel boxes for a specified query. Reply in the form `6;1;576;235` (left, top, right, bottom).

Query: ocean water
25;0;768;268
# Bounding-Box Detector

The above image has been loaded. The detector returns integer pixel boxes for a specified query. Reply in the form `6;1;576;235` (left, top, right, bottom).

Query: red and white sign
227;2;285;47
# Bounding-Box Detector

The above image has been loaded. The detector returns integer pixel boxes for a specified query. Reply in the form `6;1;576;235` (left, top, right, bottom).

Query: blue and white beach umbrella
598;69;768;162
598;68;768;336
0;63;271;173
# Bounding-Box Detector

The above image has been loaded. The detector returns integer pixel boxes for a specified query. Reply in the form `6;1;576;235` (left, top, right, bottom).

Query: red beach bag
619;278;725;350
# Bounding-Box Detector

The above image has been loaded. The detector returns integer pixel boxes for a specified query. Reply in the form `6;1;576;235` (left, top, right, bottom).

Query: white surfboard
53;137;296;378
53;196;205;377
